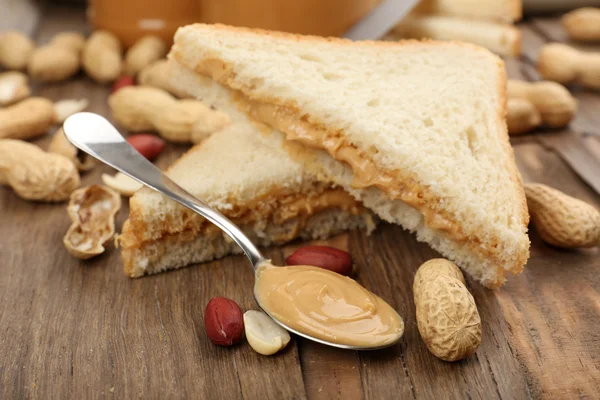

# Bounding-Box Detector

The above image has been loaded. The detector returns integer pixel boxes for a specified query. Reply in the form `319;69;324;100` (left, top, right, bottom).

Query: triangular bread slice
119;68;374;278
169;24;530;288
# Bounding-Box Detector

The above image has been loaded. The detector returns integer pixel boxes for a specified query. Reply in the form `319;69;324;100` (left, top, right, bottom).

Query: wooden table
1;6;599;399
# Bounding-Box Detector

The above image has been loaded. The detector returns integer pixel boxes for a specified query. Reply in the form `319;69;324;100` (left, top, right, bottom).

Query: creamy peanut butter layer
230;92;467;241
121;188;363;249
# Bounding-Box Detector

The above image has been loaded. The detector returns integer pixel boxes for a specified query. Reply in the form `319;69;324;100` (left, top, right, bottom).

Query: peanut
126;133;165;160
50;32;86;53
191;109;231;142
153;99;219;143
29;45;78;82
562;7;600;42
112;75;135;93
109;86;172;131
124;35;167;76
64;185;121;259
138;59;191;98
28;32;85;82
244;310;291;356
101;172;142;197
48;127;95;172
82;30;122;84
506;98;541;135
0;139;80;202
413;259;481;362
108;86;229;143
286;245;353;276
53;98;89;124
0;71;30;106
0;97;55;140
204;297;245;346
538;43;600;89
525;183;600;248
0;31;35;70
507;80;577;128
414;258;465;295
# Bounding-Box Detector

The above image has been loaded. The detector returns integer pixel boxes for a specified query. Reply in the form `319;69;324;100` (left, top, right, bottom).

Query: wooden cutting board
1;6;599;399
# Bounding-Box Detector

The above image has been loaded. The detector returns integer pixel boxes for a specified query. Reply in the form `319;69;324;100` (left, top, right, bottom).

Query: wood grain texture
1;8;600;399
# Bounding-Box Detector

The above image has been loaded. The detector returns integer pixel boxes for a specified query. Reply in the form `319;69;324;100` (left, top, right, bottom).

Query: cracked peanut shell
64;184;121;259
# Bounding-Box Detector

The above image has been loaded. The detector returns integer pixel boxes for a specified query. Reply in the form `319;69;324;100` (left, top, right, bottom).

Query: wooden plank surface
1;7;600;399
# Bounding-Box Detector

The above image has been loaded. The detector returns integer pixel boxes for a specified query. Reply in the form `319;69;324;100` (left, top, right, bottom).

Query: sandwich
119;68;374;277
168;24;530;288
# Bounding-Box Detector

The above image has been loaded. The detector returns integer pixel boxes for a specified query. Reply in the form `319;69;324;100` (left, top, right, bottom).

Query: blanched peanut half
54;98;89;123
244;310;291;356
0;72;30;106
102;172;142;197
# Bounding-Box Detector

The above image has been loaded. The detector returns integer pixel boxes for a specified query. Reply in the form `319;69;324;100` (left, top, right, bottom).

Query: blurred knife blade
538;131;600;195
343;0;419;40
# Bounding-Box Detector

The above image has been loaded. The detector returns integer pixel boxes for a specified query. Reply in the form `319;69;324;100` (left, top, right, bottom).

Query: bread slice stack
119;67;374;277
391;0;522;56
169;24;530;287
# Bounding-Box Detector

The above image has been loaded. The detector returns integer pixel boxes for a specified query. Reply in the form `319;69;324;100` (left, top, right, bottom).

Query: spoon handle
63;112;265;269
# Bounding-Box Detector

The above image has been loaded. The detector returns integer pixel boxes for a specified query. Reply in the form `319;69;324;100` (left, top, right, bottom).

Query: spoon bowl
63;112;401;351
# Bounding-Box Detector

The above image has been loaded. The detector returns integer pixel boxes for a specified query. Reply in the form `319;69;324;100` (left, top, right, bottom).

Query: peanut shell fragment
63;184;121;259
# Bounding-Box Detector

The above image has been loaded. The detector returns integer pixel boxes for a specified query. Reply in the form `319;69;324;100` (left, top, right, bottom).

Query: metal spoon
63;112;399;351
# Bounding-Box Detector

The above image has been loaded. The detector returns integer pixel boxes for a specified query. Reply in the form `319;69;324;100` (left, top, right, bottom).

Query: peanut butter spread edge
231;92;469;242
121;188;362;249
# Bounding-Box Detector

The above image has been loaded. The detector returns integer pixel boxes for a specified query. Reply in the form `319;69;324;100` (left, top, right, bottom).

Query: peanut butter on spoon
254;262;404;348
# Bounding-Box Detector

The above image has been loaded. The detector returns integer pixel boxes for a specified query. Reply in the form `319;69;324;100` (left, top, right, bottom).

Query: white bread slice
119;67;373;277
391;15;521;57
169;24;530;288
413;0;522;23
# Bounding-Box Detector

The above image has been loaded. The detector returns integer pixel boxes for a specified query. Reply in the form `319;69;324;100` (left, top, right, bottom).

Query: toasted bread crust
122;208;372;277
170;24;530;279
